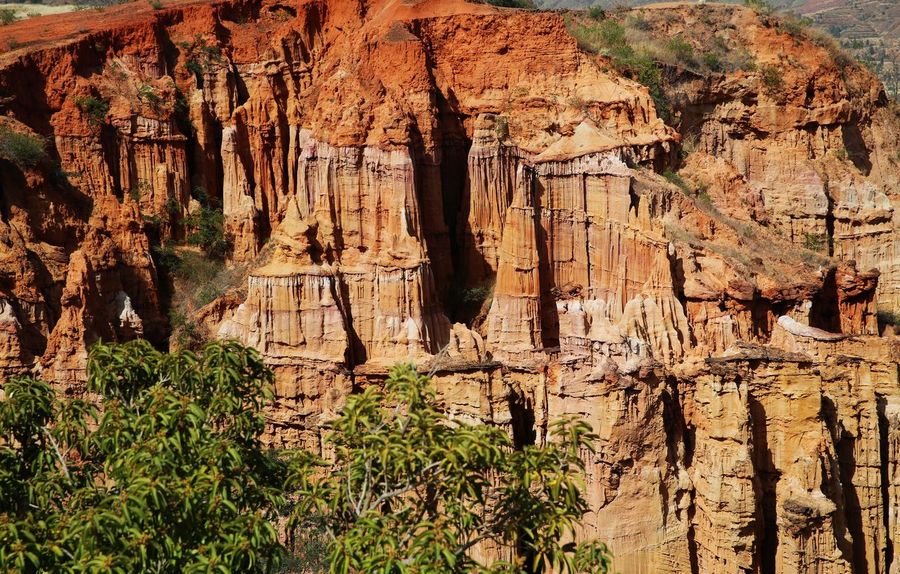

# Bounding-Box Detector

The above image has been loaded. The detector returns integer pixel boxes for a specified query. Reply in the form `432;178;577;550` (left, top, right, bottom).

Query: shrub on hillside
759;64;784;93
75;95;110;126
665;36;695;67
567;18;669;120
663;169;690;193
482;0;536;8
772;13;856;71
878;309;900;328
744;0;772;13
702;51;724;72
179;34;225;83
0;8;16;25
587;4;605;21
803;232;827;252
186;204;229;259
0;125;46;168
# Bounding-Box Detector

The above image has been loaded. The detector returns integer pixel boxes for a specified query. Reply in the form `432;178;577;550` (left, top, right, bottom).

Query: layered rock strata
0;0;897;572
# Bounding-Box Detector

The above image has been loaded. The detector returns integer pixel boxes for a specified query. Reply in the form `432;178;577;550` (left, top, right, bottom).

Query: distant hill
536;0;899;98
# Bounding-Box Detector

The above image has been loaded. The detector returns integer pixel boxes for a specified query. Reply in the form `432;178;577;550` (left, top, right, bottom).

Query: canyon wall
0;0;897;572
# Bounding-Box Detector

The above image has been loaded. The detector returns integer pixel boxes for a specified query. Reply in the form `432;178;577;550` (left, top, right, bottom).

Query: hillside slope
536;0;899;98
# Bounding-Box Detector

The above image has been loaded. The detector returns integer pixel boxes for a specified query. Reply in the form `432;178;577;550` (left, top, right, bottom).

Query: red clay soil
0;0;501;65
0;0;203;57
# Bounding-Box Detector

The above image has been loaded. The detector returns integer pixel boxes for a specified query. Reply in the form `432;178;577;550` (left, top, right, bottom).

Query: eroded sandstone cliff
0;0;897;571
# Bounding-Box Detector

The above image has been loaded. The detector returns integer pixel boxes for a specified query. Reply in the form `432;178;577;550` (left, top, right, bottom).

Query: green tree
289;364;613;574
0;339;287;573
186;189;229;259
1;346;611;573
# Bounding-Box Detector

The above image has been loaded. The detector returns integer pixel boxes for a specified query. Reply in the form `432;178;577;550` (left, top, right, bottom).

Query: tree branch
42;426;69;480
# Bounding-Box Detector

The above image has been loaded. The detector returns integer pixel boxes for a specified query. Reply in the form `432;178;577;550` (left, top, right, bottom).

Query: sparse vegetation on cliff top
564;8;766;123
481;0;537;8
178;34;225;83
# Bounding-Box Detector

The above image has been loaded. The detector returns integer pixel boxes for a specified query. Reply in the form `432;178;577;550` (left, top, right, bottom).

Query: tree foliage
289;364;613;574
0;340;286;573
1;345;611;573
75;96;110;127
186;188;229;260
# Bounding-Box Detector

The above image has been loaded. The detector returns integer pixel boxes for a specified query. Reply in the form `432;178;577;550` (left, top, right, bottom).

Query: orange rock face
0;0;898;572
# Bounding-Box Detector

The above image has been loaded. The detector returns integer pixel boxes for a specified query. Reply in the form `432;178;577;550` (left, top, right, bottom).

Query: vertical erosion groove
878;396;895;573
532;175;559;349
749;393;779;573
822;394;867;572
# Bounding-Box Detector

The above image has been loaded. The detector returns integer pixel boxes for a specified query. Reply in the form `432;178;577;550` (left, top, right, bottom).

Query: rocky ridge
0;0;897;572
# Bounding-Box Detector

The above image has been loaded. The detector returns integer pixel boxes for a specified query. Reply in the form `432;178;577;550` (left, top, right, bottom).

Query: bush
151;241;181;274
137;83;161;108
697;189;713;208
74;95;110;126
148;0;163;9
727;48;757;73
170;249;241;311
744;0;772;13
776;13;813;38
701;51;724;72
878;309;900;327
173;249;220;283
663;169;690;193
759;64;784;93
0;8;17;25
0;125;46;168
803;232;827;252
809;28;855;71
165;196;181;223
482;0;535;7
168;308;207;349
184;58;203;78
595;18;626;48
587;4;605;21
460;284;493;305
129;180;150;203
665;36;695;66
186;205;229;259
179;34;225;81
773;14;855;72
195;283;224;307
681;131;700;156
568;18;670;121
